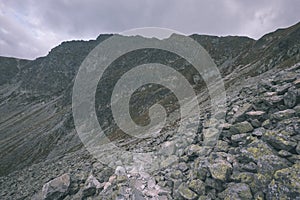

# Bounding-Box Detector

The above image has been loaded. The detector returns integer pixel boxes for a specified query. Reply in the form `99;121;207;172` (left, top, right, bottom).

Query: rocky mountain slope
0;22;300;199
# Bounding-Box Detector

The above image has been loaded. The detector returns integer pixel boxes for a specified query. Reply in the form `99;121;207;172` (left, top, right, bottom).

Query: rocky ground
1;22;300;200
1;62;299;199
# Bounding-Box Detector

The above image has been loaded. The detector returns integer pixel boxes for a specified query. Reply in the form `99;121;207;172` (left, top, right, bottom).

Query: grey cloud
0;0;299;59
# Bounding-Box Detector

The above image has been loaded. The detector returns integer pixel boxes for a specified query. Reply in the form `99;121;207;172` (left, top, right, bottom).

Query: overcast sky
0;0;299;60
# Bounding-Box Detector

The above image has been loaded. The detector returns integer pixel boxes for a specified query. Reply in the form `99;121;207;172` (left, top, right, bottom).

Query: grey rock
230;121;254;134
42;173;71;200
177;183;198;200
263;130;297;151
283;90;297;108
82;174;102;198
208;160;232;181
272;109;295;121
219;183;252;200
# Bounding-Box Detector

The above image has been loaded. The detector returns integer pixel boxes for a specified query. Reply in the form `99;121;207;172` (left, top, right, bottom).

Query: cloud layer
1;0;299;59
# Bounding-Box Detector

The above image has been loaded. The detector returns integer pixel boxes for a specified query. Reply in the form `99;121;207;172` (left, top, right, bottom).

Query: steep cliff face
0;22;300;199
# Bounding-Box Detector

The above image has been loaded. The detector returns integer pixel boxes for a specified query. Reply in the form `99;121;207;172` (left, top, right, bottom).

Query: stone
267;163;300;199
273;72;297;84
283;90;297;108
187;144;203;157
42;173;71;200
250;119;261;128
252;127;265;137
239;139;274;161
82;175;102;198
231;133;248;143
232;103;252;123
230;172;255;184
219;183;252;200
246;111;266;121
161;155;178;169
187;180;204;196
263;130;297;151
115;166;126;176
177;183;198;200
208;160;232;181
296;142;300;155
272;109;295;121
202;128;219;146
275;83;292;95
230;121;254;134
278;150;293;157
262;119;272;129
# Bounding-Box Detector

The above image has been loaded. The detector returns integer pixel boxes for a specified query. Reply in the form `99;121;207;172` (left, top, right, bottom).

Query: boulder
272;109;295;121
230;121;254;134
246;111;266;121
82;174;102;198
263;130;297;151
42;173;70;200
188;179;205;195
208;160;232;182
267;163;300;199
177;183;198;200
219;183;252;200
283;90;297;108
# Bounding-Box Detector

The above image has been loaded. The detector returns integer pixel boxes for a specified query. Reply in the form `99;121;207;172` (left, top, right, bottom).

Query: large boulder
271;109;295;121
219;183;252;200
230;121;254;134
263;130;297;151
208;159;232;182
82;174;102;198
178;183;198;200
267;163;300;199
42;173;71;200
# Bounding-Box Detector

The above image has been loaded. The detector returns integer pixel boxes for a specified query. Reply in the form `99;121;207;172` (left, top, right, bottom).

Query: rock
295;105;300;116
177;183;198;200
161;155;178;169
42;173;71;200
202;128;219;146
263;130;297;151
278;150;293;157
296;142;300;155
283;90;297;108
177;162;189;172
115;166;126;176
239;139;274;162
250;119;261;128
160;141;176;155
219;183;252;200
82;174;102;198
208;160;232;181
275;83;292;95
265;95;283;106
215;140;229;152
267;163;300;199
232;103;252;123
230;121;254;134
273;72;297;84
230;172;254;184
272;109;295;121
188;179;205;195
252;127;265;137
246;111;266;121
262;119;272;129
187;144;203;157
231;133;248;143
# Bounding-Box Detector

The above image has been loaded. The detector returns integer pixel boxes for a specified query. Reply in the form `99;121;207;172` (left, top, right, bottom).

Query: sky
0;0;299;60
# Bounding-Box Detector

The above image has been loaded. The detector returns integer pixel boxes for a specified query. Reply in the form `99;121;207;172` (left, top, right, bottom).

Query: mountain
0;22;300;199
